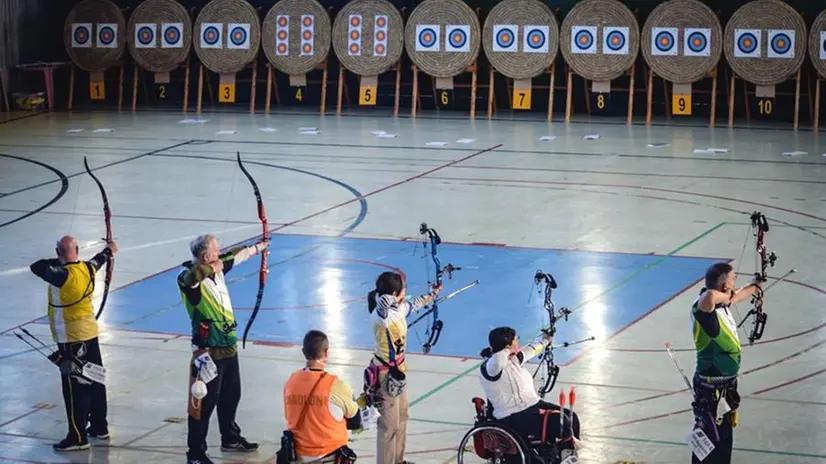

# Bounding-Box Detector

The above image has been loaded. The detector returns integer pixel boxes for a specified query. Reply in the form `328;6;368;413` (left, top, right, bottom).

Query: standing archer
366;271;441;464
29;235;117;451
689;262;761;463
178;234;269;464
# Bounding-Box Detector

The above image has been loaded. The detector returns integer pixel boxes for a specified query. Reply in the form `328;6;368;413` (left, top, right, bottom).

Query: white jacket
479;334;549;419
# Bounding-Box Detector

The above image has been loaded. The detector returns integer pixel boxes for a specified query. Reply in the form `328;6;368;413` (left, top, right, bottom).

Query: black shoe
53;437;90;451
221;437;258;452
186;455;215;464
87;426;110;439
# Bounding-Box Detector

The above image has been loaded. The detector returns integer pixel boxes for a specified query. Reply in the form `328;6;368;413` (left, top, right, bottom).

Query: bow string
83;157;113;320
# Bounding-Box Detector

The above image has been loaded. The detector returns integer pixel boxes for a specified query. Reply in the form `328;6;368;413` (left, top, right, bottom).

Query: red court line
0;408;45;429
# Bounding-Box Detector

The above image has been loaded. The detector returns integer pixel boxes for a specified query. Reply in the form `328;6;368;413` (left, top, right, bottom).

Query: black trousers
499;400;581;449
58;337;108;443
187;353;243;457
691;375;739;464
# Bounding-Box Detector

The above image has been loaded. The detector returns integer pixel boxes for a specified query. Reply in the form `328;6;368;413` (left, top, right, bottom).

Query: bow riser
746;211;776;344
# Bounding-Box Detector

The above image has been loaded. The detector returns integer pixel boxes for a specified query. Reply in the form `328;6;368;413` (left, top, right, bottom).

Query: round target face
606;30;625;51
303;30;313;40
770;33;791;54
99;26;115;45
574;30;594;50
449;29;467;49
375;43;386;54
526;28;546;50
74;26;91;45
350;16;360;27
418;27;437;48
349;43;359;53
376;30;386;41
687;31;707;53
278;17;288;27
203;26;220;45
495;28;514;48
277;43;288;54
376;17;387;28
165;26;181;44
138;26;154;45
654;30;675;52
737;32;757;54
350;30;360;40
303;17;313;27
278;30;288;41
230;26;247;46
303;43;313;53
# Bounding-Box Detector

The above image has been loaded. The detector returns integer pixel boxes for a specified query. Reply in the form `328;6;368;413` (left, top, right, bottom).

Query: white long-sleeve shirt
479;334;549;419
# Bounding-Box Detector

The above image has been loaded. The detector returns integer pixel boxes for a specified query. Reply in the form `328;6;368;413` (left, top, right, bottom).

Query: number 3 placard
219;83;235;103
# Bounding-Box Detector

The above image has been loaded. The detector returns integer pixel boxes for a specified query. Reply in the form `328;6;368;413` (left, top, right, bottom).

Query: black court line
0;140;194;199
0;153;69;229
0;111;48;126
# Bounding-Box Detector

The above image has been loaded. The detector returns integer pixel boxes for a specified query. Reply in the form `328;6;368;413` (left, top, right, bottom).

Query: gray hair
190;234;216;261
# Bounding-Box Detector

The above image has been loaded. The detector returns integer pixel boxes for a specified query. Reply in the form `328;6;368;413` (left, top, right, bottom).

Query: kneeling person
284;330;361;462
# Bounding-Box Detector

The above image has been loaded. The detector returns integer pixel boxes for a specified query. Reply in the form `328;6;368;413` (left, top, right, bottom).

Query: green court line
409;221;726;408
408;418;826;459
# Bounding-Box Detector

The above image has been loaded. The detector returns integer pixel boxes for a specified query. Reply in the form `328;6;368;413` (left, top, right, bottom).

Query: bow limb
84;157;113;320
237;153;269;349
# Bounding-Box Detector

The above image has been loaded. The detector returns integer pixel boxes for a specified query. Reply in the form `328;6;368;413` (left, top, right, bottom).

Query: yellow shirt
47;262;98;343
370;293;431;373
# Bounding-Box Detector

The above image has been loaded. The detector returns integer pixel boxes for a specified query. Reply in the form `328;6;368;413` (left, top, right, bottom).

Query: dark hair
367;271;404;314
705;262;734;290
302;330;328;360
483;327;517;357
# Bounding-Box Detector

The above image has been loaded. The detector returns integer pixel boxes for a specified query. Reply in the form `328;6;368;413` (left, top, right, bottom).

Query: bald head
56;235;79;263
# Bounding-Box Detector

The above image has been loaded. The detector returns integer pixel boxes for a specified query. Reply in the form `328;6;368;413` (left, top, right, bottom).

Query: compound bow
237;152;269;349
736;211;776;345
532;270;594;398
83;157;113;320
408;222;478;354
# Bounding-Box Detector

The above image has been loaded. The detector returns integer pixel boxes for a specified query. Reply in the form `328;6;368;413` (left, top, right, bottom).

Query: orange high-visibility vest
284;370;348;458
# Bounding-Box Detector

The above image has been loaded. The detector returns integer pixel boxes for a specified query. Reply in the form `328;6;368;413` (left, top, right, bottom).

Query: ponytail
479;347;493;359
367;290;378;314
367;271;405;315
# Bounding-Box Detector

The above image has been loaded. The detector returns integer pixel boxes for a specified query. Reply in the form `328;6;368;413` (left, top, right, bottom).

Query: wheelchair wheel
457;424;528;464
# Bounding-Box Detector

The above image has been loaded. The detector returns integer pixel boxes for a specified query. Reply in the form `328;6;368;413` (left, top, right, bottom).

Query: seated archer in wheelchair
471;327;581;462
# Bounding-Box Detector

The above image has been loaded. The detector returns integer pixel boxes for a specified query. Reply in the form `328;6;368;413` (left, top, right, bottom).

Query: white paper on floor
583;134;600;140
215;130;236;135
298;127;318;131
781;151;807;157
300;130;320;135
179;119;209;124
376;133;397;138
67;129;85;133
370;130;387;136
456;138;475;144
647;143;670;148
426;141;448;147
93;128;114;133
693;148;729;154
259;127;277;132
539;136;556;141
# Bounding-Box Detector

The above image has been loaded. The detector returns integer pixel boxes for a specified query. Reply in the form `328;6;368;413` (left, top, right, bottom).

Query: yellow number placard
440;91;449;106
758;98;773;116
295;87;304;102
672;93;691;116
90;81;105;100
512;88;531;110
219;83;235;103
359;85;377;105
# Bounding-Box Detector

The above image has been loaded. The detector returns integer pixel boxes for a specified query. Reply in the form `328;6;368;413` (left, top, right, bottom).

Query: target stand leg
265;64;273;114
815;78;821;133
565;68;573;122
487;66;495;120
411;65;419;118
547;65;556;122
320;60;329;115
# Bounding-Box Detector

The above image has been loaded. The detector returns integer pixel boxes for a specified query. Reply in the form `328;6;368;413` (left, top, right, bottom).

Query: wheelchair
457;398;572;464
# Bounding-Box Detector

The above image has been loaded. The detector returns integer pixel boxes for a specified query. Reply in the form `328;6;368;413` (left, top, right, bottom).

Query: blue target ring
230;26;247;46
737;32;758;54
98;26;115;45
449;28;467;49
526;29;546;50
418;27;437;48
165;26;181;45
203;25;220;45
496;28;515;48
574;30;593;50
687;31;707;53
137;26;154;45
74;26;91;45
654;30;675;52
770;32;791;55
606;30;626;51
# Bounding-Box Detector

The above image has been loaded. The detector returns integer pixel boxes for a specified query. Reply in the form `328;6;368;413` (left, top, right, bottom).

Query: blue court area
101;234;720;361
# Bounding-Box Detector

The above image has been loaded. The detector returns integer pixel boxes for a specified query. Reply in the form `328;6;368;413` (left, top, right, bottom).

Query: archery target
767;29;794;59
493;25;518;52
523;25;549;53
651;27;677;56
348;14;362;56
72;23;93;48
275;15;289;56
201;23;222;49
416;24;440;52
571;26;597;54
227;23;250;49
135;23;156;48
446;25;470;53
374;15;389;56
97;23;118;48
822;31;826;60
734;29;760;58
684;28;711;57
300;15;315;57
162;23;184;48
603;26;629;54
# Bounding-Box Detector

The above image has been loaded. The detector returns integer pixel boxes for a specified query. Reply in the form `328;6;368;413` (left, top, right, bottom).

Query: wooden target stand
338;63;402;117
195;54;260;114
726;70;802;130
130;57;192;112
815;75;824;133
264;60;330;115
68;62;126;110
486;65;559;120
564;64;636;125
645;68;718;127
411;64;478;119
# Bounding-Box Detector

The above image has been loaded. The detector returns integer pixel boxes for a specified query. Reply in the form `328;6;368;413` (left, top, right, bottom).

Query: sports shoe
186;454;215;464
221;437;258;452
87;427;110;439
53;437;90;451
